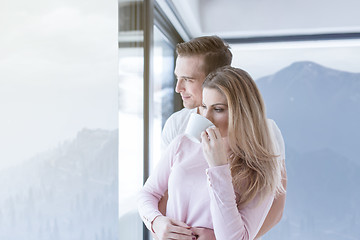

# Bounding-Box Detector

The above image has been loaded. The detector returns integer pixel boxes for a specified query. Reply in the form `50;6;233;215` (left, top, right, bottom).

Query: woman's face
201;87;229;137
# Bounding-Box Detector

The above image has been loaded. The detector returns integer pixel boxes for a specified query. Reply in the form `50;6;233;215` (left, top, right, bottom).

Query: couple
138;36;287;240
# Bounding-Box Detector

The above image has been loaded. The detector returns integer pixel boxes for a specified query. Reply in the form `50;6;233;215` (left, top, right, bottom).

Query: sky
0;0;118;170
231;40;360;80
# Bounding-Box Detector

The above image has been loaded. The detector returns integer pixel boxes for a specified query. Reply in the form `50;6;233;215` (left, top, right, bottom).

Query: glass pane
232;39;360;240
0;0;119;239
118;0;144;239
118;46;144;240
150;26;176;170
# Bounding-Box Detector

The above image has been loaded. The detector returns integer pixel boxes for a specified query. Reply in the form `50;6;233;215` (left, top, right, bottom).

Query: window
118;1;182;239
118;1;144;239
231;39;360;239
150;25;177;170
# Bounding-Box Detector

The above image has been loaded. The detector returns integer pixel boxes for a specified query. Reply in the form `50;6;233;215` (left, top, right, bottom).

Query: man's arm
255;167;287;239
254;119;287;238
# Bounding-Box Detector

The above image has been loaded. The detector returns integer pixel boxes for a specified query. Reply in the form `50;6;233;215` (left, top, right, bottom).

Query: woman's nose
204;110;213;123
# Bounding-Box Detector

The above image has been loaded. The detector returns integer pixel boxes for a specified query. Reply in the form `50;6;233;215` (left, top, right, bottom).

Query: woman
138;66;285;240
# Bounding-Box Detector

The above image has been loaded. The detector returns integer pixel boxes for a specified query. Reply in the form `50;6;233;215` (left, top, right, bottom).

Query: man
157;36;287;239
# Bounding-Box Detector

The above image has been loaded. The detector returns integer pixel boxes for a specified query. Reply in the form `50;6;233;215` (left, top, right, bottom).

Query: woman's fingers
200;127;217;144
169;219;193;237
168;219;194;239
168;234;196;240
171;218;191;229
206;127;218;140
200;131;209;143
153;216;195;240
201;127;228;167
167;232;195;240
168;226;194;238
201;127;219;147
213;127;221;139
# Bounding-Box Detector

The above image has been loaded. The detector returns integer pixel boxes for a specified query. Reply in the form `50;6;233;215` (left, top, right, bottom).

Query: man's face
174;55;206;109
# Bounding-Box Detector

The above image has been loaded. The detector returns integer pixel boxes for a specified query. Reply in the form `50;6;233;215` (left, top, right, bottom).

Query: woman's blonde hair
203;66;285;207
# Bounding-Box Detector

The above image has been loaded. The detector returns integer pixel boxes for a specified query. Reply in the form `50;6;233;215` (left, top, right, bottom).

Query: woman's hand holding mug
201;127;228;167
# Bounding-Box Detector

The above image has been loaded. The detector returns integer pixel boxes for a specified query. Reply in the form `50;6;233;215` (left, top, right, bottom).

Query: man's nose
175;79;184;93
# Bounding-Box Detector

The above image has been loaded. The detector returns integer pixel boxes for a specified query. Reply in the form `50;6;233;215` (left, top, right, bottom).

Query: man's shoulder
266;118;279;131
266;118;286;160
266;118;275;125
168;108;196;123
266;118;283;138
162;108;197;148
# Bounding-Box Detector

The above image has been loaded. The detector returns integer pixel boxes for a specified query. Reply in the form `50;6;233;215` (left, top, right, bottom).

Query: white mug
185;113;214;143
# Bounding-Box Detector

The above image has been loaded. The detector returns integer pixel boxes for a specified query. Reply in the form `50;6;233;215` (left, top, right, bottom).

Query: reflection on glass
232;40;360;240
151;26;176;170
0;0;119;239
118;47;144;240
118;1;144;239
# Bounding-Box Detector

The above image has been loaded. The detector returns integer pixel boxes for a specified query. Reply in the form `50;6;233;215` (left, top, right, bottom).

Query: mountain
0;128;118;240
266;147;360;240
257;61;360;165
256;62;360;240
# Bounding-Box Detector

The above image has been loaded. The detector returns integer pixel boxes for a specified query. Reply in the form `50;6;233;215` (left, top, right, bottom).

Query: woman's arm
158;173;286;240
137;135;195;240
137;143;174;230
201;128;274;240
137;167;170;231
206;165;274;240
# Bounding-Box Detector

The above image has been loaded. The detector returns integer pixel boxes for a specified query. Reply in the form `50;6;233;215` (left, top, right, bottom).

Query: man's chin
183;102;197;109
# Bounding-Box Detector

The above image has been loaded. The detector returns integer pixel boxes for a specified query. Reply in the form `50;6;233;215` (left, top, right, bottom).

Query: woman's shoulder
166;134;202;161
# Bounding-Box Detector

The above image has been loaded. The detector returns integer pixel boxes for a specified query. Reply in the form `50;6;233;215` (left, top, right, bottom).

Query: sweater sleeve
206;165;274;240
137;135;181;231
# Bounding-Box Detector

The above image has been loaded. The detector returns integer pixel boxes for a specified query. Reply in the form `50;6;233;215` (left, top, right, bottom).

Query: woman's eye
214;108;223;112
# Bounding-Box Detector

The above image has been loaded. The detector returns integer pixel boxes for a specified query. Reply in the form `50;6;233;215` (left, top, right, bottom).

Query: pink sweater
138;134;274;240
